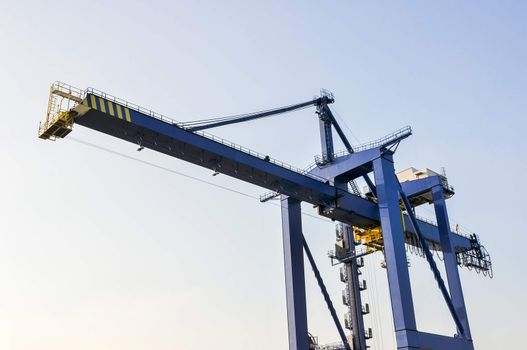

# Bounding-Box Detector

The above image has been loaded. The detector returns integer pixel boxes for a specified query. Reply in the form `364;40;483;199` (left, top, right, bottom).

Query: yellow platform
38;110;76;140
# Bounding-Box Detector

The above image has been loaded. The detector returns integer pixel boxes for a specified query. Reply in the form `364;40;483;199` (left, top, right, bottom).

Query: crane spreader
38;82;491;350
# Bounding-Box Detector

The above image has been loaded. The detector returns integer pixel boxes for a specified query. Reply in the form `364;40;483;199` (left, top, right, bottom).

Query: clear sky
1;1;526;349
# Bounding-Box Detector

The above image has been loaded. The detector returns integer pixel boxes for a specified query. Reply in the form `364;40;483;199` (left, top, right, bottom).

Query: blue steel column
373;155;418;350
302;236;351;350
432;185;473;342
281;195;309;350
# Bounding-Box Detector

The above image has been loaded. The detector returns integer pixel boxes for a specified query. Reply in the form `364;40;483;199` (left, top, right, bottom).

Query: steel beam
308;148;381;181
399;330;473;350
281;196;309;350
432;185;473;342
373;154;417;347
73;99;473;251
303;235;351;350
322;105;377;196
400;176;443;198
399;187;465;336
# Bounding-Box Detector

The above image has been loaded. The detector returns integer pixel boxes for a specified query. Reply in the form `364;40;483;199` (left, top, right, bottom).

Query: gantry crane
38;82;491;350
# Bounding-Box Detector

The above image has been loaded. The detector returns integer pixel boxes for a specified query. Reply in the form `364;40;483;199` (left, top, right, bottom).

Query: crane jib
70;92;472;252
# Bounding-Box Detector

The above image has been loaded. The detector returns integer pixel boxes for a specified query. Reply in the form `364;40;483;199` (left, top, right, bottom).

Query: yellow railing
39;82;84;140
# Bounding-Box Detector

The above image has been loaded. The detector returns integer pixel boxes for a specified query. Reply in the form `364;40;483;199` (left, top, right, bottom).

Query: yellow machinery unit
353;226;384;253
38;82;85;140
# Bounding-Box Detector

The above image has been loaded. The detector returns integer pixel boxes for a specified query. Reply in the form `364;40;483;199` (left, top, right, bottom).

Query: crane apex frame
38;81;492;350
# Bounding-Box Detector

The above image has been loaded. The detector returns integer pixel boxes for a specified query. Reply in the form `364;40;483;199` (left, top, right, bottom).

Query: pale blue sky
1;1;526;349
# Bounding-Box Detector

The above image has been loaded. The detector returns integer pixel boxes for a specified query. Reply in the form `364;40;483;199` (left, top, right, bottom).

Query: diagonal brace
302;235;351;350
323;105;377;197
397;183;465;336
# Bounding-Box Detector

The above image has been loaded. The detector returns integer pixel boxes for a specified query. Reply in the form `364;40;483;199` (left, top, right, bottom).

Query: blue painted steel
302;235;351;350
69;91;481;350
322;105;377;197
432;185;473;342
309;148;381;181
398;186;465;337
373;154;474;350
281;196;309;350
400;176;444;198
399;330;473;350
310;150;472;251
401;214;471;251
80;95;340;203
76;97;472;251
372;155;417;343
402;175;473;341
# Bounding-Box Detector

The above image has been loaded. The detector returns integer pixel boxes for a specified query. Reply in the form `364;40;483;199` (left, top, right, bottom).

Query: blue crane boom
38;83;471;251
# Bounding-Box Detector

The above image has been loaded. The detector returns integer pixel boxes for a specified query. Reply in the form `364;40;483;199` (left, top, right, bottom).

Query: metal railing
191;129;330;183
85;86;334;182
259;191;280;202
306;126;412;171
413;214;472;240
317;341;347;350
85;86;179;126
440;177;455;193
353;125;412;152
41;82;84;132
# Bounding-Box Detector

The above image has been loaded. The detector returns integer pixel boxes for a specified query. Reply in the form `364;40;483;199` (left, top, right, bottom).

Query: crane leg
302;235;351;350
281;196;309;350
372;155;418;349
432;186;473;343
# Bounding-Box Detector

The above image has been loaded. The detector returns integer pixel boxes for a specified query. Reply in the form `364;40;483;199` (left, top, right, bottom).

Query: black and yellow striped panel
85;93;132;122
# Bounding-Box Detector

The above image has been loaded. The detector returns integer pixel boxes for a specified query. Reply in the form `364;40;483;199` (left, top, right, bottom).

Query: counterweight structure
38;82;492;350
